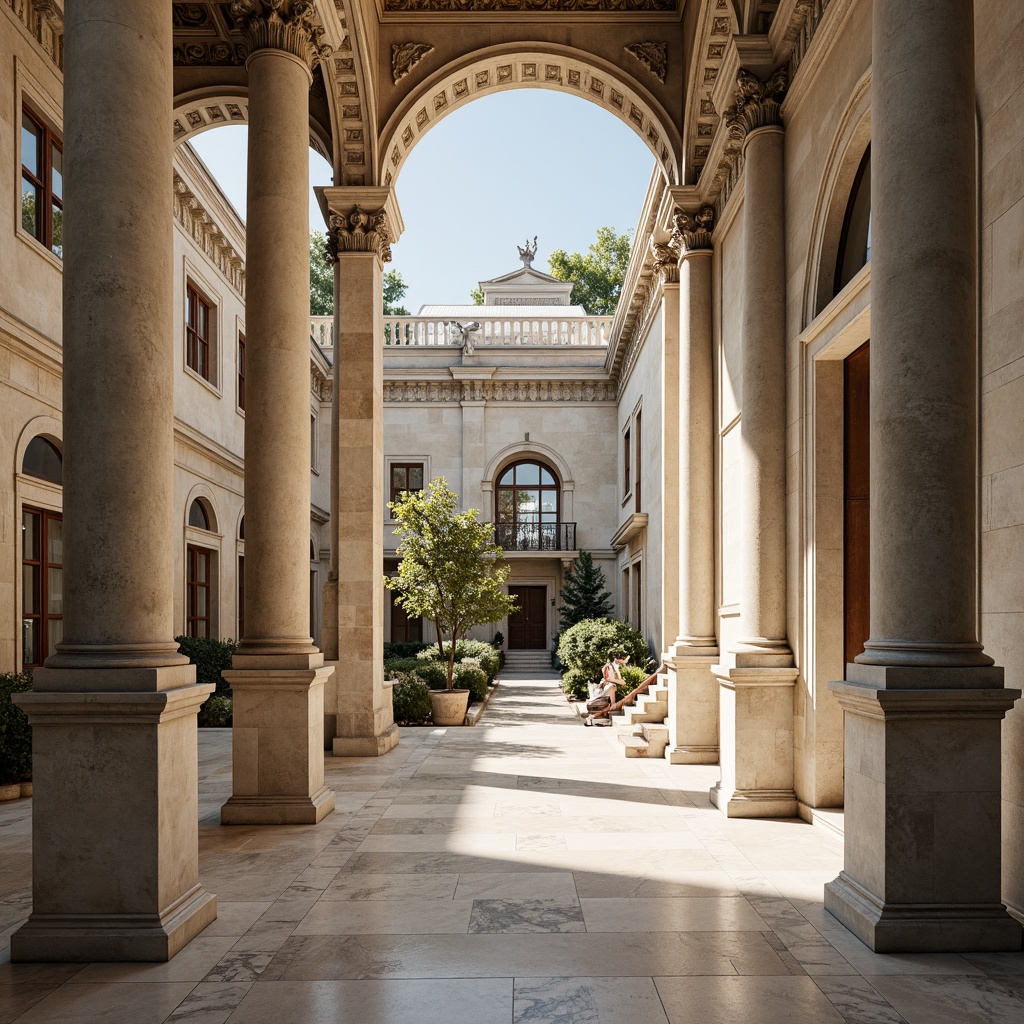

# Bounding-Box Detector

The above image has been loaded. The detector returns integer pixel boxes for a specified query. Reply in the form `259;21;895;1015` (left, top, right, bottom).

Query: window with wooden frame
623;428;631;498
390;591;422;643
20;105;62;258
237;332;246;411
185;280;213;382
389;463;425;507
634;410;642;513
186;544;212;638
237;554;245;640
22;508;63;668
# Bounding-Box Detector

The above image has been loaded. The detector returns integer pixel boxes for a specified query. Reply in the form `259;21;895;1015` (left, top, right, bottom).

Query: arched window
496;460;560;550
834;146;871;296
188;499;211;531
238;515;245;540
23;436;62;484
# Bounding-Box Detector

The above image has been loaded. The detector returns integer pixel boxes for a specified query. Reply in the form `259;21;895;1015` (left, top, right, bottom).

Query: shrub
383;641;431;660
454;661;489;702
197;694;233;728
491;631;504;650
391;676;433;724
175;636;238;695
618;663;649;701
0;672;32;784
411;659;448;690
416;640;499;682
560;667;594;702
384;657;426;676
557;618;652;683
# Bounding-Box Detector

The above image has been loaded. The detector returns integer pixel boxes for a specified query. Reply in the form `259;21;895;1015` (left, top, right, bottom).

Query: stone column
320;187;403;757
220;1;335;825
665;206;719;765
824;0;1021;952
11;0;216;961
711;69;798;818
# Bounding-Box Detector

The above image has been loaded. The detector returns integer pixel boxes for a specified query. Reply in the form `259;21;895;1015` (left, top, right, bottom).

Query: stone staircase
614;670;671;758
502;649;553;674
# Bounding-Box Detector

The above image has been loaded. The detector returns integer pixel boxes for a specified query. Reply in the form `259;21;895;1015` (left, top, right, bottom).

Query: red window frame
623;428;631;498
20;105;62;257
237;331;246;410
186;544;212;638
186;281;212;381
390;462;425;506
22;507;63;668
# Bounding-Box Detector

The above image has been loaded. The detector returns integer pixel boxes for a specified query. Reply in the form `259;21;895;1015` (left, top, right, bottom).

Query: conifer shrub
558;551;613;630
0;672;32;784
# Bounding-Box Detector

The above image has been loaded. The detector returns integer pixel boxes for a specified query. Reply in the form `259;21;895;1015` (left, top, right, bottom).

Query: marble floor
2;672;1023;1023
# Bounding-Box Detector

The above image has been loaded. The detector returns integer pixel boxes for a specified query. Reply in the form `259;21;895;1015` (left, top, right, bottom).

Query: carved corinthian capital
725;66;789;136
673;206;715;253
326;207;393;265
650;236;681;284
230;0;331;71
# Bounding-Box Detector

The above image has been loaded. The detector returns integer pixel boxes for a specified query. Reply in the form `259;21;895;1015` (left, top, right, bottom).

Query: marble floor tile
12;982;197;1024
655;975;846;1023
453;872;577;901
0;983;59;1024
204;950;277;983
320;872;460;901
469;899;585;933
226;978;513;1023
812;976;910;1024
513;976;669;1023
294;899;474;935
72;936;240;984
516;833;568;852
865;973;1024;1024
165;982;253;1024
573;870;741;899
580;897;766;932
354;833;518;853
201;902;274;937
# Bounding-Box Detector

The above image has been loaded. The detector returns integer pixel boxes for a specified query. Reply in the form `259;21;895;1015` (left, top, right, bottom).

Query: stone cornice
4;0;63;72
172;173;246;298
230;0;331;71
384;378;616;403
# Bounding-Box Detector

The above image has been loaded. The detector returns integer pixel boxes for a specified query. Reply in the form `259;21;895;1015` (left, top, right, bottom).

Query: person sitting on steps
584;649;628;726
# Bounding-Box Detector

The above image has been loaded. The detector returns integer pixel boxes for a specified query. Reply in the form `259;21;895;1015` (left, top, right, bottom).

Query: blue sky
191;89;656;314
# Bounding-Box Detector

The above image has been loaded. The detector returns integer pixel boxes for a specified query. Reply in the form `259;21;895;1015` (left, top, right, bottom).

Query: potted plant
386;477;517;726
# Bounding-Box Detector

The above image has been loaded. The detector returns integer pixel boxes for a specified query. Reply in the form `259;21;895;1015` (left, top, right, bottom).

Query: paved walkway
2;672;1023;1023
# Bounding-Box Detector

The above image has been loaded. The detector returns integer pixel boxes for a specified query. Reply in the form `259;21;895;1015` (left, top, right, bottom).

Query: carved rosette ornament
325;207;393;264
726;67;789;136
392;42;434;84
673;206;715;253
230;0;332;70
650;237;681;284
624;42;667;85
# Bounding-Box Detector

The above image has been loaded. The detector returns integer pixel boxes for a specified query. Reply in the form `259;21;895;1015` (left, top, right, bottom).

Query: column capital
650;236;681;284
230;0;331;72
672;205;715;254
318;186;405;267
726;66;788;137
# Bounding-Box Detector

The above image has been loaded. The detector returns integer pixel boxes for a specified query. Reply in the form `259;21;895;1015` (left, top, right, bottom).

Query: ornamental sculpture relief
727;67;789;135
624;42;667;85
650;237;680;284
384;380;615;403
392;42;434;84
230;0;331;70
673;206;715;252
326;207;393;264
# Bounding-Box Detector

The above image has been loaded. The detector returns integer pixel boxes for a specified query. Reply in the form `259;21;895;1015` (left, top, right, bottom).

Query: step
622;699;668;725
640;723;670;758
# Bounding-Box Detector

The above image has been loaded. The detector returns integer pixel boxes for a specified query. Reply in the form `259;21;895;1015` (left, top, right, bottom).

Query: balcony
495;522;577;553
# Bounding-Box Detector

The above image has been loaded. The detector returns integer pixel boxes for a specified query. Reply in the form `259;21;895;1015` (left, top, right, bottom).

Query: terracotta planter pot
430;688;470;726
0;784;21;802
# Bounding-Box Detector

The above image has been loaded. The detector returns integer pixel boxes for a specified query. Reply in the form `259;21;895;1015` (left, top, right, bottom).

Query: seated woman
584;650;628;726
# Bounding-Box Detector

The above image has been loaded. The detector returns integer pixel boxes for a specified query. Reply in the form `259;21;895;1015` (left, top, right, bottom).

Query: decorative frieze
728;67;789;134
230;0;331;70
392;42;433;84
381;0;676;9
4;0;63;70
384;379;616;404
624;42;667;85
326;207;393;264
673;206;715;252
172;174;246;297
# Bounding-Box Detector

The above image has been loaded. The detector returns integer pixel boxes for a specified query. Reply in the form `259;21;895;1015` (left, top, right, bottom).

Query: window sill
16;227;62;272
184;364;222;398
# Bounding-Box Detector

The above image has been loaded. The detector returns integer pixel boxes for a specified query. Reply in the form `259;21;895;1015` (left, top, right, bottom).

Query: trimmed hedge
0;672;32;784
174;636;238;695
385;657;448;690
383;641;431;661
391;675;433;724
454;661;489;703
416;640;500;683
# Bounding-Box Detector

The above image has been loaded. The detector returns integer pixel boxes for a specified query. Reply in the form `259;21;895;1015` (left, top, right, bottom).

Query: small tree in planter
385;477;517;724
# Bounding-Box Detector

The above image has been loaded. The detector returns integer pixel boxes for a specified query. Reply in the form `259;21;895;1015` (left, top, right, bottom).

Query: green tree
558;550;613;630
548;226;632;316
386;478;517;689
310;230;409;317
469;286;485;305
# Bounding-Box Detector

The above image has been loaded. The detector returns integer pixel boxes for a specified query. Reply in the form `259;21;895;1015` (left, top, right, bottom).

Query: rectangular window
186;545;212;638
237;554;245;640
311;415;317;470
634;410;642;513
390;462;425;507
185;281;212;381
390;591;423;643
20;106;62;258
21;507;63;668
237;332;246;411
623;429;631;498
633;562;643;629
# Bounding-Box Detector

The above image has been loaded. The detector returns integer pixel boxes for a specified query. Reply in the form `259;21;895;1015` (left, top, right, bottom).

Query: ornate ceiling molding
173;95;249;143
623;42;667;84
380;45;680;187
173;172;246;297
381;0;677;11
392;42;434;83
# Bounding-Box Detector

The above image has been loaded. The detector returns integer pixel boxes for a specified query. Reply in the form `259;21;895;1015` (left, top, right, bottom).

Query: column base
825;871;1023;953
221;786;335;826
665;645;719;765
221;663;336;826
709;782;798;818
667;743;719;765
12;885;217;963
333;723;399;758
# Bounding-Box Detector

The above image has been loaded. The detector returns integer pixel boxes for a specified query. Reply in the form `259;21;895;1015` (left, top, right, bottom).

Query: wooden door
844;341;870;671
508;586;547;649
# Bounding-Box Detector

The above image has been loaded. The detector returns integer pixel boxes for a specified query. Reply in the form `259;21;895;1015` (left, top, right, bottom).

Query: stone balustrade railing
309;315;612;349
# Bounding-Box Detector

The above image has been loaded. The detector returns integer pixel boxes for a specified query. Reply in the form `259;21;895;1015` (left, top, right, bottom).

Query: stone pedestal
665;649;719;764
710;666;798;817
221;661;335;825
319;185;404;758
13;679;217;961
825;669;1021;952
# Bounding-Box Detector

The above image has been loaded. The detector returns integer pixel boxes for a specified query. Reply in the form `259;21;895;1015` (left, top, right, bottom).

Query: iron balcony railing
495;521;577;552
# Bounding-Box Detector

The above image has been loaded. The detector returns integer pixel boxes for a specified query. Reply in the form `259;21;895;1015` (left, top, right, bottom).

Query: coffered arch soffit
378;44;683;187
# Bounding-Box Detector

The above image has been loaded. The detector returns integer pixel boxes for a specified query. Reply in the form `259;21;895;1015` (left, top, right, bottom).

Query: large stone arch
379;43;682;187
